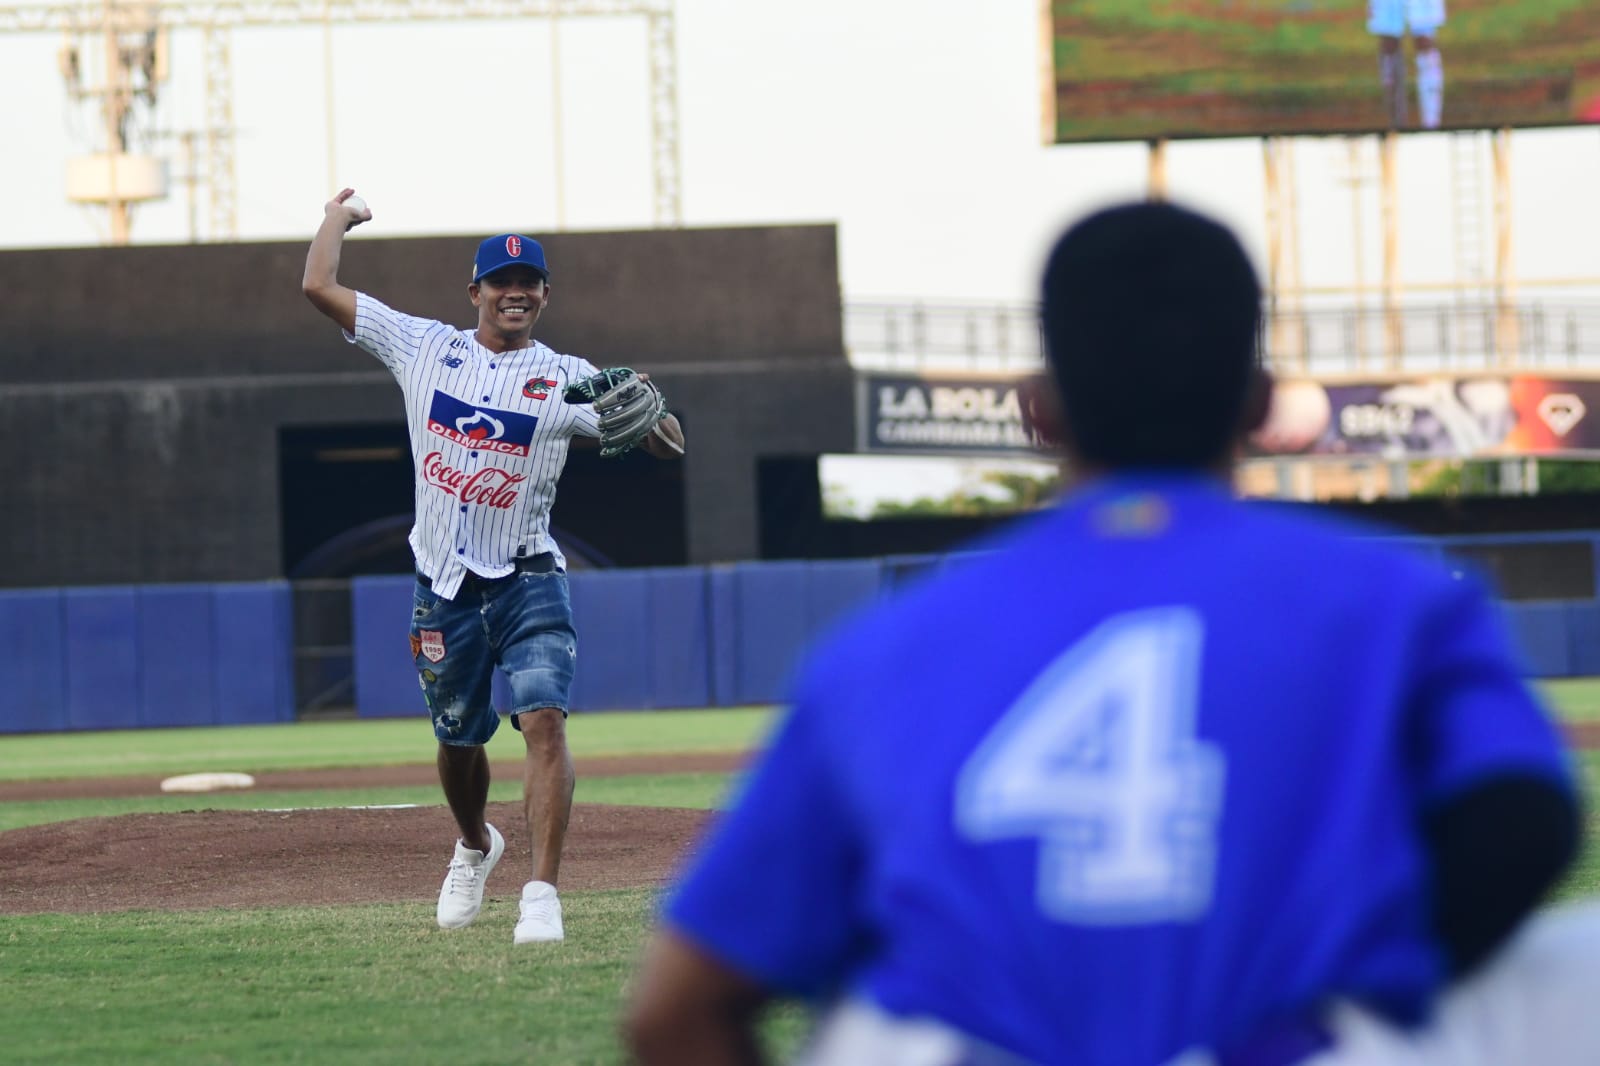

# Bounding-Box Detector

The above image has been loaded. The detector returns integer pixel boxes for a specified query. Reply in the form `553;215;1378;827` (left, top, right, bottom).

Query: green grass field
2;686;1598;1064
0;708;777;782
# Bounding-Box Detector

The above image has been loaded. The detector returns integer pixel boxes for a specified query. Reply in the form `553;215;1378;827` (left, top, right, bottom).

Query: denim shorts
409;570;577;746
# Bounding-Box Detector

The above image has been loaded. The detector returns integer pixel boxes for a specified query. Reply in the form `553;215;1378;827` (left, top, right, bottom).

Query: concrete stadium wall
0;225;853;588
0;226;845;382
3;537;1598;734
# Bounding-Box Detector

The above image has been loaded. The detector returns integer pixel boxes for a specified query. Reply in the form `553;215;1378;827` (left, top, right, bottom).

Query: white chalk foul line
256;804;424;812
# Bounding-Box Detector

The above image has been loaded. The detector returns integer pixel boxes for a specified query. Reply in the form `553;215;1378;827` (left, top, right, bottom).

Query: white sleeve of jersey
343;292;450;376
565;356;604;439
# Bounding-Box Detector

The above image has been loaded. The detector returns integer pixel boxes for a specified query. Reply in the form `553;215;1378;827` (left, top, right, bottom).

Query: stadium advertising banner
1248;374;1600;459
858;373;1036;456
1045;1;1600;142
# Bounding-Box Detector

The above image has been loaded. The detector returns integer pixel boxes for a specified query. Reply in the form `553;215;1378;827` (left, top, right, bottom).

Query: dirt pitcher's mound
0;802;714;916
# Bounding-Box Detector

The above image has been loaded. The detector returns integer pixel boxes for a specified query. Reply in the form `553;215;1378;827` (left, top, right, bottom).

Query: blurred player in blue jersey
624;202;1598;1066
1370;0;1446;129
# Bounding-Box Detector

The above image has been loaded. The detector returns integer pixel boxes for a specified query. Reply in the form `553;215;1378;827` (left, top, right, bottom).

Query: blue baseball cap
471;233;548;283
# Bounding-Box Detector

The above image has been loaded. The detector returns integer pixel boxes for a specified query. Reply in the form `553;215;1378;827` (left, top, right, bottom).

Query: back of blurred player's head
1041;202;1262;471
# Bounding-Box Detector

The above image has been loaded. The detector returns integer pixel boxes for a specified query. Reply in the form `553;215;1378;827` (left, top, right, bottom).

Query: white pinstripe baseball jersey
346;292;602;599
1368;0;1446;36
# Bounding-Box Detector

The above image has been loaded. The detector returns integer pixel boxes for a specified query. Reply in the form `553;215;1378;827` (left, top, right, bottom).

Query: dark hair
1040;202;1262;470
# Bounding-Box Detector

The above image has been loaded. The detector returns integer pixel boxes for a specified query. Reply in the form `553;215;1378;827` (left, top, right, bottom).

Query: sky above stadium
1;0;1597;305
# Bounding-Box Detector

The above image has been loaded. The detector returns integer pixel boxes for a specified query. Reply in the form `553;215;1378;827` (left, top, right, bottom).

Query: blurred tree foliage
1414;459;1600;497
867;468;1063;519
1534;461;1600;493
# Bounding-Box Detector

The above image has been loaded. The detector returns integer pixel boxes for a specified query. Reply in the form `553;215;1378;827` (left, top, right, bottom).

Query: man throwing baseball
302;188;684;945
1369;0;1446;129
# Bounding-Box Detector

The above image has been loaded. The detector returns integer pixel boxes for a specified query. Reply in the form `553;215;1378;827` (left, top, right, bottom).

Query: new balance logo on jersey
439;337;467;368
426;393;540;457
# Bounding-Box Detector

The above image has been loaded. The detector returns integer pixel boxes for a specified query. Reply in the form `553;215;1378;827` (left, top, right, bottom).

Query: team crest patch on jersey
523;378;558;400
418;629;447;664
426;392;540;456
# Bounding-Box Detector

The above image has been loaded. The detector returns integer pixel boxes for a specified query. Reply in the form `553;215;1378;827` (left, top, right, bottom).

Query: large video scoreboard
1044;1;1600;142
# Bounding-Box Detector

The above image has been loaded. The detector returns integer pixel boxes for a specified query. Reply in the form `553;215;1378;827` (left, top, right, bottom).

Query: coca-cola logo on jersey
422;452;527;509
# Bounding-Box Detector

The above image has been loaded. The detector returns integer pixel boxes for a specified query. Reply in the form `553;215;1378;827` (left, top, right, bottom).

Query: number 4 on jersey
955;607;1225;925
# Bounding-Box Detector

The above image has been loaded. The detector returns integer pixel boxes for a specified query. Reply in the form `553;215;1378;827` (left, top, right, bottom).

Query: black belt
417;552;561;591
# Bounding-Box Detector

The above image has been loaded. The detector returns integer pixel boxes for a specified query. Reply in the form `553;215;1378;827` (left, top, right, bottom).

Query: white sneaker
435;823;504;930
513;880;564;944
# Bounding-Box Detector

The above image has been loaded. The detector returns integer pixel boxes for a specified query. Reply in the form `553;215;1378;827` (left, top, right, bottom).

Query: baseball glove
564;367;671;458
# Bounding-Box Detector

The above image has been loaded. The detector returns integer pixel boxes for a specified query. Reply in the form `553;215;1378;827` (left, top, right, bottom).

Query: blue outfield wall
350;576;418;722
346;548;1600;719
350;561;883;718
2;589;68;733
0;581;295;735
1506;600;1600;679
2;535;1598;733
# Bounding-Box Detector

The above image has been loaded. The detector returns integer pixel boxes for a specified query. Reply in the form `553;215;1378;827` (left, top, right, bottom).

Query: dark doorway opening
279;424;415;580
277;424;413;718
548;435;690;568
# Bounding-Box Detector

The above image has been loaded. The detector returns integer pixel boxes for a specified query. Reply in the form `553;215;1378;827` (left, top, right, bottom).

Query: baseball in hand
345;194;368;214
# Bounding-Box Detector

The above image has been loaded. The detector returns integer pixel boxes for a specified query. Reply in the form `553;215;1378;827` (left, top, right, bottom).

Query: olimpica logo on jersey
426;392;540;457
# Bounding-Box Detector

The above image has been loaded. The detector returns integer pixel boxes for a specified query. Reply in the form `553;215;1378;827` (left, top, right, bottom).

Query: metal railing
845;302;1044;373
291;579;355;718
1268;302;1600;375
845;299;1600;377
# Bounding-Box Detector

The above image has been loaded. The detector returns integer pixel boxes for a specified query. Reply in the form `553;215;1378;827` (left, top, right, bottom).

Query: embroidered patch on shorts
418;629;447;664
409;634;422;658
420;669;437;683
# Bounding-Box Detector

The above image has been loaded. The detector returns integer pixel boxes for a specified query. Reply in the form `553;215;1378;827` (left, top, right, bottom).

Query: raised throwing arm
301;188;373;334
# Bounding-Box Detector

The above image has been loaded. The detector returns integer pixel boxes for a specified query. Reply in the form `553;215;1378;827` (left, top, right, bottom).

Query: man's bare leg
518;707;575;886
437;742;492;854
1377;36;1407;128
1415;35;1443;130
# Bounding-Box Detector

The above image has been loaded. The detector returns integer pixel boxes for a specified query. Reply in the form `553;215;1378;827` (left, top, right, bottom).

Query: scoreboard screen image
1044;0;1600;142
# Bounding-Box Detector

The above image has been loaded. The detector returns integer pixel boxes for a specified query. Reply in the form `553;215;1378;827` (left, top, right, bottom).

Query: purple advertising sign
1248;375;1600;459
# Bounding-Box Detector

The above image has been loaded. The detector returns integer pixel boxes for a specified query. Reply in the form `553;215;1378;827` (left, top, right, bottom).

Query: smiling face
469;265;550;349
